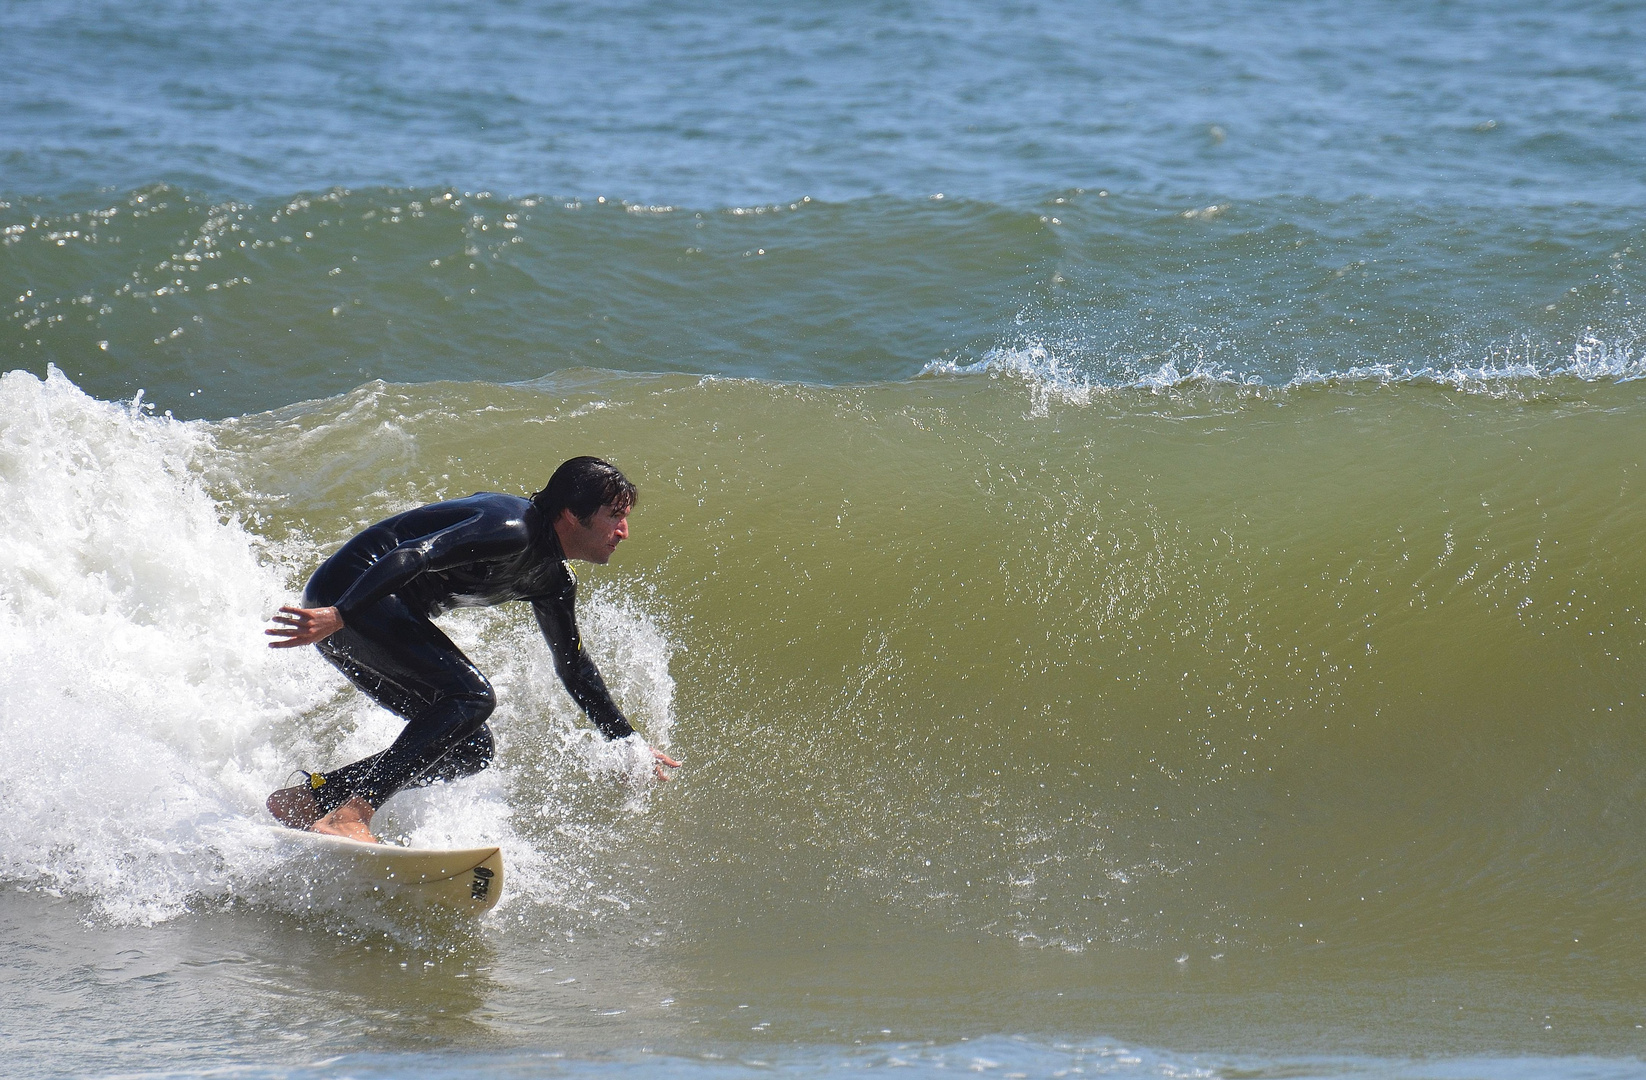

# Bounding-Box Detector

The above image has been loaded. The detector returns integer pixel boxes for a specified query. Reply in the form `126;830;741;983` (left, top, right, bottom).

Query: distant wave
5;184;1641;418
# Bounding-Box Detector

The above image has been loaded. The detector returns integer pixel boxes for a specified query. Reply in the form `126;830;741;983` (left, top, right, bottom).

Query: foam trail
0;366;324;922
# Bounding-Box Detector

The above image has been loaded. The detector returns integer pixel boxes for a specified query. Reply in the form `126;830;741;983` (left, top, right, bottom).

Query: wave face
8;363;1646;1069
4;187;1643;417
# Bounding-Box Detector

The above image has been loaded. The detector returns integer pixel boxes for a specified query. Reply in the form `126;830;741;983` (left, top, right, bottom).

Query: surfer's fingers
265;621;325;648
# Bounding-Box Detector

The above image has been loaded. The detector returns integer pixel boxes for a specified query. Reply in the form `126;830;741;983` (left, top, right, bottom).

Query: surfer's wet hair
532;457;638;525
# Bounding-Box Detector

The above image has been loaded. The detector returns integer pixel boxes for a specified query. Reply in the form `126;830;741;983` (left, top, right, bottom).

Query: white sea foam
924;331;1646;402
0;365;324;921
924;339;1265;413
0;366;677;930
1310;333;1646;391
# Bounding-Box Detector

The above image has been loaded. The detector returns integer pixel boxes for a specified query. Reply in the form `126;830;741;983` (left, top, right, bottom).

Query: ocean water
5;1;1646;1076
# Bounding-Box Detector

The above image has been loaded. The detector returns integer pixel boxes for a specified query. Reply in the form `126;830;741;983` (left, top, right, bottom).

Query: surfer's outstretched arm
531;594;680;781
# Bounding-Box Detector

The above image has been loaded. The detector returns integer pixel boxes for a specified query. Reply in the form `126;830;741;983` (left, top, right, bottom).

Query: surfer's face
556;501;630;564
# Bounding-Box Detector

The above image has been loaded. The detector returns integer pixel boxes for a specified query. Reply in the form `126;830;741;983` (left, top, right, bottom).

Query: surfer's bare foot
309;797;379;843
266;784;323;829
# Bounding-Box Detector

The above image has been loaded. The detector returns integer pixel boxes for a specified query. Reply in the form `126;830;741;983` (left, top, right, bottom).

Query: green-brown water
8;367;1646;1075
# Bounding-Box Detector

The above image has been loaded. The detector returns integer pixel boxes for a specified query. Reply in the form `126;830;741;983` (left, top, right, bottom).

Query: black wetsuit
299;492;633;813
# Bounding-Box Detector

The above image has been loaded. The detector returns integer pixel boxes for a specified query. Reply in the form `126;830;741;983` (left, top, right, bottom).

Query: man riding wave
265;456;678;843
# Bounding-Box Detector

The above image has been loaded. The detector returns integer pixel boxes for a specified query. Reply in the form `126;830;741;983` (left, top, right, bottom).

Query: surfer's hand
266;605;343;648
651;746;681;782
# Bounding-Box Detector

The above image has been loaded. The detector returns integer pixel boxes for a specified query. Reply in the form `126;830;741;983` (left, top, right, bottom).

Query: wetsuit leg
325;725;495;793
306;593;496;814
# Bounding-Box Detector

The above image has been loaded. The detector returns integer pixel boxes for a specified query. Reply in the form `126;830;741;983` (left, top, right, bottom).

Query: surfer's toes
309;819;380;843
330;825;380;843
266;785;324;829
308;797;379;843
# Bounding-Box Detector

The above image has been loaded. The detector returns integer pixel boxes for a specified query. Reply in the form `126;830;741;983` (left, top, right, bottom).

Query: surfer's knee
458;677;497;723
435;683;495;746
469;724;495;766
450;725;495;775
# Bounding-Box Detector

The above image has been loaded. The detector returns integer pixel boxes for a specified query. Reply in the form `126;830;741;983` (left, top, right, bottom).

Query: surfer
262;456;680;843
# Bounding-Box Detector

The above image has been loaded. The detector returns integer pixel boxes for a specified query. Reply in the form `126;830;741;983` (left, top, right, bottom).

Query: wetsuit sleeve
531;590;635;741
332;507;526;622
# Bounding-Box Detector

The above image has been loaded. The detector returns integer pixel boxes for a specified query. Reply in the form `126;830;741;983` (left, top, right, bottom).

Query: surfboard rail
266;826;504;916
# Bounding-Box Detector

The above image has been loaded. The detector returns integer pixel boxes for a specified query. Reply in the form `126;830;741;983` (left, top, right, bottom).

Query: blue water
96;1040;1646;1080
7;0;1645;207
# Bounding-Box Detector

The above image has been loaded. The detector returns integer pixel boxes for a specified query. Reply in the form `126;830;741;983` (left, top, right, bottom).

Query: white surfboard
266;826;504;916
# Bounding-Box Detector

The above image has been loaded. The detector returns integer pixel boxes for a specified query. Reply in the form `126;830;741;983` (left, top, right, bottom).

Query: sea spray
0;366;319;921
